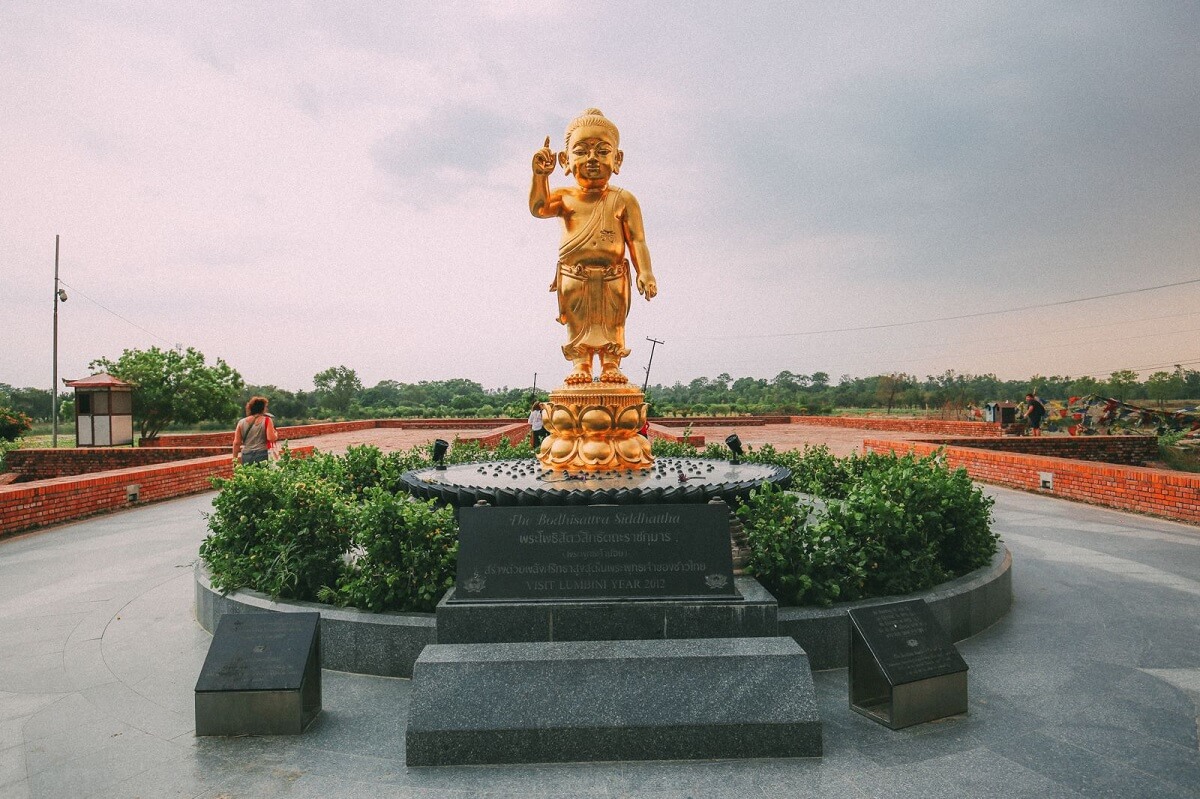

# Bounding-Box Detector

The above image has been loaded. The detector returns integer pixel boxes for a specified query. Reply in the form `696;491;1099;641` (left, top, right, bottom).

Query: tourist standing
1023;393;1046;437
529;401;548;449
232;396;278;465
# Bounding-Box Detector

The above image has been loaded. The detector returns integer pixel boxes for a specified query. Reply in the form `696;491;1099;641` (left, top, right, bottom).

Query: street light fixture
725;433;744;465
432;438;450;470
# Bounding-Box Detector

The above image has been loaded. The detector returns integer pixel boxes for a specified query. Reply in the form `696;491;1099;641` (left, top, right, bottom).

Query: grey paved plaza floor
2;474;1199;797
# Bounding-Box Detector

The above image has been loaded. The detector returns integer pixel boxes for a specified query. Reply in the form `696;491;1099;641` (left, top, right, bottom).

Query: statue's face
561;126;622;185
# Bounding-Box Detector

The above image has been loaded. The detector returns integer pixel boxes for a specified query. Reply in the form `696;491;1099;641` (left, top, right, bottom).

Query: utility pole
642;337;664;393
52;235;61;448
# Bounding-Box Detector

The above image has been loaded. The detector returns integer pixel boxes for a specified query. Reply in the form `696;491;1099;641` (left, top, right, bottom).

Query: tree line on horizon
5;345;1200;437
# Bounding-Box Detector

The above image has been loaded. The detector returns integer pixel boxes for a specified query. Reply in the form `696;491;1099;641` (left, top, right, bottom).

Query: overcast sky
4;1;1198;394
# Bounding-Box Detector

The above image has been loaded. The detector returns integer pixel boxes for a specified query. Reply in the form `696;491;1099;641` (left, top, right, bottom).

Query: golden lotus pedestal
537;384;652;471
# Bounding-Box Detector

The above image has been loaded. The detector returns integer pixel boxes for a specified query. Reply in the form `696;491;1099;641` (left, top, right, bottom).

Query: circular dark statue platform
399;457;790;508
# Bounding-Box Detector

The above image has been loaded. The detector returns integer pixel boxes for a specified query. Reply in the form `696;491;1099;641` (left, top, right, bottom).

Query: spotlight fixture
725;433;743;465
432;438;449;470
57;288;68;302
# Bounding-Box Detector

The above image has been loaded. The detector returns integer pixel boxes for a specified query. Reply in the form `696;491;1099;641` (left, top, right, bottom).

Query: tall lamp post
51;235;68;447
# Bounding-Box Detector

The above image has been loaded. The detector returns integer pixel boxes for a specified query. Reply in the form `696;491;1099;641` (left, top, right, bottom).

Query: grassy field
15;434;97;450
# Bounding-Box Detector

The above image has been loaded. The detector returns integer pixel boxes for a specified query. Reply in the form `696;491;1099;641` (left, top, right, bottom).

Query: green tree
360;380;404;409
1146;371;1183;408
0;385;57;422
91;346;243;439
876;373;910;414
1107;370;1140;403
243;384;313;422
313;366;363;414
1181;366;1200;397
1068;375;1102;398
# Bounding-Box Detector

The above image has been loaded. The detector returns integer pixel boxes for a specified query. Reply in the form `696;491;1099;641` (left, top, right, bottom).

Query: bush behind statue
738;448;997;606
200;453;352;601
201;439;530;612
201;439;996;612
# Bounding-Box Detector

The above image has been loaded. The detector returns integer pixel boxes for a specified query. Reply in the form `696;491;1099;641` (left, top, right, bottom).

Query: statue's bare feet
599;367;628;384
565;364;593;384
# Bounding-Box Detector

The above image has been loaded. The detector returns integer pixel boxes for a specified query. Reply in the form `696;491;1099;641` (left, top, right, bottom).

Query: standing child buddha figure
529;109;657;385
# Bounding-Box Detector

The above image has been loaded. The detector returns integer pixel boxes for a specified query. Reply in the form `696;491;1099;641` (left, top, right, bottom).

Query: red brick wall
140;431;233;447
141;418;528;447
925;435;1158;465
792;416;1002;436
142;420;378;447
270;420;376;439
455;423;531;448
376;418;523;429
652;417;792;427
6;447;228;480
0;446;314;538
863;438;1200;525
648;424;705;446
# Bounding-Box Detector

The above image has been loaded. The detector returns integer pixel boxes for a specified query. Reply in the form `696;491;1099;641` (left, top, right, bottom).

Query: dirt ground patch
298;427;480;455
668;423;948;458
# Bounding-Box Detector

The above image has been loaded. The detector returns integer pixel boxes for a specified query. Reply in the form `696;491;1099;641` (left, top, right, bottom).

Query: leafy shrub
736;484;867;606
201;435;995;613
201;440;535;611
0;407;32;442
201;453;353;600
737;449;997;606
322;488;458;612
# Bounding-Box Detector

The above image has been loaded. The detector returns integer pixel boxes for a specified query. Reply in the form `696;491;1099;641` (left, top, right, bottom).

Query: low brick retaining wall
651;416;793;427
137;415;1004;450
5;447;228;480
142;420;378;447
376;418;522;430
792;416;1002;436
648;423;705;446
865;438;1200;525
925;435;1159;466
142;418;526;448
456;422;530;448
0;446;314;538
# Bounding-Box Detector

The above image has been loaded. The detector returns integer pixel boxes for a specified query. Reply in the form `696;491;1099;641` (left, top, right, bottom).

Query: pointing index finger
543;136;551;149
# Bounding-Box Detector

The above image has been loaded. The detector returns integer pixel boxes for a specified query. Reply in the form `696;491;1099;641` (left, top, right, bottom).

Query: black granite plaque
847;600;966;686
195;612;321;736
452;504;736;601
196;612;319;692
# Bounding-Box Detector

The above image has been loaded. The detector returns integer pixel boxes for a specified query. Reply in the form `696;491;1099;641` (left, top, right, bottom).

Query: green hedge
653;441;998;606
201;439;531;612
201;439;996;612
744;446;996;606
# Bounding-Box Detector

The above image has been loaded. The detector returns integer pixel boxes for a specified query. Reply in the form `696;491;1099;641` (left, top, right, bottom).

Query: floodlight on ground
725;434;743;465
432;439;450;470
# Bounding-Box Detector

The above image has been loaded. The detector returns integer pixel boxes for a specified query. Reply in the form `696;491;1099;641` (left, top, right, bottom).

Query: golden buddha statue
528;109;656;471
530;108;657;385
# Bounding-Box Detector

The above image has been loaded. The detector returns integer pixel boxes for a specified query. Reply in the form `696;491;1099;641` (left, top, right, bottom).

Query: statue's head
560;108;623;185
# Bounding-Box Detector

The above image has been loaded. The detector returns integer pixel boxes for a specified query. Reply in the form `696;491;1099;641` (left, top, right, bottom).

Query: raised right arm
530;136;563;218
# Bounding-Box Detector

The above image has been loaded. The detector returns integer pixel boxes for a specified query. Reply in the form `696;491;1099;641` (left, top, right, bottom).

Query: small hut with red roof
65;373;134;446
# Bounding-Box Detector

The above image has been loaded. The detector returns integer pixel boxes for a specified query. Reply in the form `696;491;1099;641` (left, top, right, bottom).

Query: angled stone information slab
195;611;322;736
452;504;735;602
405;637;821;765
847;599;968;729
